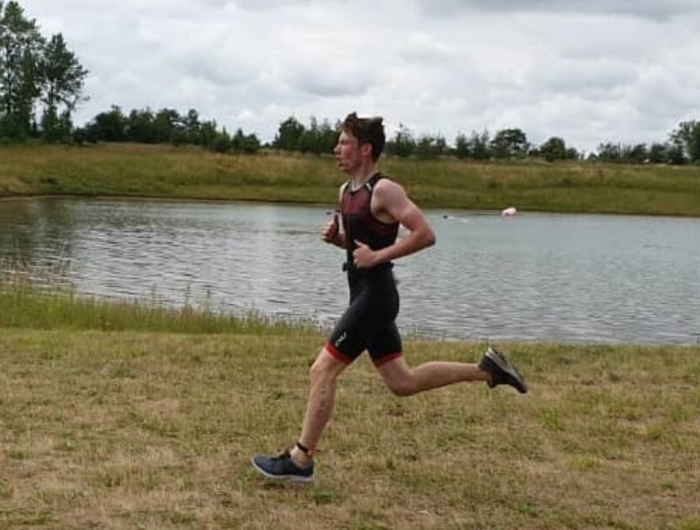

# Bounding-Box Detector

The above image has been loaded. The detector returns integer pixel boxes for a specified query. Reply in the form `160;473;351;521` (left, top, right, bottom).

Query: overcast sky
21;0;700;152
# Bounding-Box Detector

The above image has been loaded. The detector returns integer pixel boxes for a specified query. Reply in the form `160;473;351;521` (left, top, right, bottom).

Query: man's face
333;130;368;174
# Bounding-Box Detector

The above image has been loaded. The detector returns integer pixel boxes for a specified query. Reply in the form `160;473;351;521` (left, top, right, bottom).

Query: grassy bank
1;288;700;529
0;280;318;336
2;142;700;216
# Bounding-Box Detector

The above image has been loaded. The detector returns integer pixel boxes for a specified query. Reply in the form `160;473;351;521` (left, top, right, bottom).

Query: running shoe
250;451;314;483
478;346;528;394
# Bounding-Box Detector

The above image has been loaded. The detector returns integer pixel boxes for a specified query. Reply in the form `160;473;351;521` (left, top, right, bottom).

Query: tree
454;132;471;159
648;143;668;164
435;134;447;157
666;142;686;165
210;126;231;153
0;0;44;138
180;108;200;145
596;142;622;162
621;143;648;164
39;32;87;142
152;107;180;143
126;108;156;143
385;123;415;158
72;123;97;145
40;104;71;142
670;120;700;163
274;116;305;151
319;119;340;154
490;128;529;159
231;128;261;154
538;137;567;162
565;147;580;160
88;105;126;142
299;116;321;154
294;116;339;154
415;134;447;159
198;119;218;149
468;129;491;160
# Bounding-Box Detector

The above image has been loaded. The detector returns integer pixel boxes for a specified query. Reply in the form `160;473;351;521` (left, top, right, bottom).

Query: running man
251;112;527;483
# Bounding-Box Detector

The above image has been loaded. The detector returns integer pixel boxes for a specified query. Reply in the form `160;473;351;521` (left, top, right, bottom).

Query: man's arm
321;183;347;248
352;179;435;268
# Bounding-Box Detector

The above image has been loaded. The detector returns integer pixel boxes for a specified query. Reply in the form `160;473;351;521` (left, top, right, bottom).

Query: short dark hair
342;112;385;161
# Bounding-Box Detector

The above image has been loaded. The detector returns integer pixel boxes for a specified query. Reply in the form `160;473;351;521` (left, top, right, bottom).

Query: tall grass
2;142;700;216
0;273;319;336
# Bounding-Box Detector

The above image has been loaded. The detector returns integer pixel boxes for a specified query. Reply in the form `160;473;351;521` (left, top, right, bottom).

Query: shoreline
2;192;700;219
2;280;699;346
2;142;700;217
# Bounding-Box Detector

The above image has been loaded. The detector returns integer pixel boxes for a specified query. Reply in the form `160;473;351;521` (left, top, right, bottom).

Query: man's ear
360;142;373;158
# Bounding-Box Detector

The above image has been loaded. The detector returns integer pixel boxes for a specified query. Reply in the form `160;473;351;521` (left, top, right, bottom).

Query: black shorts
325;267;403;367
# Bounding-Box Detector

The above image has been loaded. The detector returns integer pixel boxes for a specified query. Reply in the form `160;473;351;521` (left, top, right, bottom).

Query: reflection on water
1;198;700;345
0;199;75;288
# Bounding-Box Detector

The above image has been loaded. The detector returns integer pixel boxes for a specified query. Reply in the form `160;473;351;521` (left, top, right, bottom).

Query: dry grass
2;143;700;216
2;329;699;530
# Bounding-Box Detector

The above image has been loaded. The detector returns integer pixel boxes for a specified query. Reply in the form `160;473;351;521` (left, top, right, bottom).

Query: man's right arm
321;184;346;248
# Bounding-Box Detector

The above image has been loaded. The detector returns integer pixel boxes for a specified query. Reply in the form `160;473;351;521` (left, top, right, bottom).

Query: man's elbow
423;227;436;248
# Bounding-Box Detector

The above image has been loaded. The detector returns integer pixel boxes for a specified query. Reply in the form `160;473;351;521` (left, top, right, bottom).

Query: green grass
2;142;700;216
1;285;700;529
0;280;317;336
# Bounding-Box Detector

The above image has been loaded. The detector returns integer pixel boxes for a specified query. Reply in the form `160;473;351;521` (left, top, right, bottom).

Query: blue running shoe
251;451;314;483
478;346;528;394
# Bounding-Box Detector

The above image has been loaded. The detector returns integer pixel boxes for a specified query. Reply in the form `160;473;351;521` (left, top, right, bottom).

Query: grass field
2;142;700;216
1;286;700;529
2;143;699;528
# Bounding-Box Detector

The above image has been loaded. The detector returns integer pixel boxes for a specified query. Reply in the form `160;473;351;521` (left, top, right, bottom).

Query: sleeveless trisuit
325;173;403;367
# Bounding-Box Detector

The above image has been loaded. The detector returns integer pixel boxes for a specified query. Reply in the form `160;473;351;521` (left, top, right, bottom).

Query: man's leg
376;346;527;396
377;355;488;396
251;347;349;482
289;348;349;467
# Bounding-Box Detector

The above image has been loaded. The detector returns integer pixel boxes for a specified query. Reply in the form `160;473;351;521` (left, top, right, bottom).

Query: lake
1;198;699;345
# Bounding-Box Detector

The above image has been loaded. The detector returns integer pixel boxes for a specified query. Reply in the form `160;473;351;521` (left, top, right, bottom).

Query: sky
19;0;700;153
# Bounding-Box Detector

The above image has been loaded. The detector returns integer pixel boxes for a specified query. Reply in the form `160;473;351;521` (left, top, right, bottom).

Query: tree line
74;105;262;154
2;0;700;164
271;117;700;165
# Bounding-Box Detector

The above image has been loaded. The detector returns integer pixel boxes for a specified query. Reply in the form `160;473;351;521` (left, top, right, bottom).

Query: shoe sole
486;348;528;394
250;457;314;483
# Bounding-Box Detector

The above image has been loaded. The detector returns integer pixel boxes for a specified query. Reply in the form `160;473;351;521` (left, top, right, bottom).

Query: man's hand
353;240;379;268
321;212;340;244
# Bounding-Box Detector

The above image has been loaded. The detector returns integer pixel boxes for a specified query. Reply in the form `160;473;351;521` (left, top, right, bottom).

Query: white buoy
501;206;517;216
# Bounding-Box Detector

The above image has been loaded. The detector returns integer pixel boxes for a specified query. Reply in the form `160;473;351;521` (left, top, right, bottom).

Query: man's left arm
352;180;436;268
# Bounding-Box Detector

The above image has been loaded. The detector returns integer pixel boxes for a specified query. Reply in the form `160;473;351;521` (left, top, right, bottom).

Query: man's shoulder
375;171;394;182
371;177;410;216
373;176;404;194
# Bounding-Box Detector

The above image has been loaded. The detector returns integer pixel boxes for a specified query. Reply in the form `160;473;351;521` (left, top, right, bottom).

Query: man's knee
309;359;330;381
309;350;346;382
385;377;416;397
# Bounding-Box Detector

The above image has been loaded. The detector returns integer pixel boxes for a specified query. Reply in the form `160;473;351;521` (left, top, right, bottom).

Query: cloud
231;0;349;10
18;0;700;152
288;69;374;98
398;33;457;64
417;0;700;21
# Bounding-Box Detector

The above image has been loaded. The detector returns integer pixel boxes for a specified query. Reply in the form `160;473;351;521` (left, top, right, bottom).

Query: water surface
1;198;699;345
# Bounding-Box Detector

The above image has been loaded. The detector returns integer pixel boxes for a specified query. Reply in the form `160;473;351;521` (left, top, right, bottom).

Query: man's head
340;112;385;161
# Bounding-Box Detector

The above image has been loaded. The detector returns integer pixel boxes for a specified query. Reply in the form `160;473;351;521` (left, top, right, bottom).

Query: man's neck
350;163;377;190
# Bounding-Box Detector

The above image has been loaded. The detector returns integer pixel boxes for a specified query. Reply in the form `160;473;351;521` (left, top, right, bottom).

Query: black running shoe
478;346;528;394
250;451;314;483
